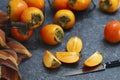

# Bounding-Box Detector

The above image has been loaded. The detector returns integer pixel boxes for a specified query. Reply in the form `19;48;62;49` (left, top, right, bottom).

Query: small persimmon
56;52;81;64
52;0;69;10
8;0;28;22
68;0;91;11
54;9;75;29
21;7;44;29
40;24;64;45
24;0;45;9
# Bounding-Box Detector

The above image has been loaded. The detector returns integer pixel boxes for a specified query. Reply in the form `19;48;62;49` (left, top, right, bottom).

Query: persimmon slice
84;51;103;67
66;36;83;52
43;50;61;68
56;52;81;64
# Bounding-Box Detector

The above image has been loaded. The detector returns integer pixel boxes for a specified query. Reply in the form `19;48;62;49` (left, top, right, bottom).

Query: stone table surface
0;0;120;80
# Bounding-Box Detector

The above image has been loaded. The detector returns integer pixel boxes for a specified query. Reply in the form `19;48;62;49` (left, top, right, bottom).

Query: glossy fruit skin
21;7;44;29
40;24;64;45
24;0;45;9
68;0;91;11
10;26;34;42
54;9;75;29
8;0;28;22
104;20;120;43
52;0;69;10
99;0;119;13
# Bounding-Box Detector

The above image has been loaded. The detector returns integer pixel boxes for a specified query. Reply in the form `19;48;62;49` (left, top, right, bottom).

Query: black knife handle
106;60;120;68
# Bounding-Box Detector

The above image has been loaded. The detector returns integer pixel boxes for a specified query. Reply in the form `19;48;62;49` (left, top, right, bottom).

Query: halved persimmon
56;52;81;64
54;9;75;29
24;0;45;9
84;51;103;67
66;36;83;52
8;0;28;22
21;7;44;29
52;0;69;10
43;50;62;68
40;24;64;45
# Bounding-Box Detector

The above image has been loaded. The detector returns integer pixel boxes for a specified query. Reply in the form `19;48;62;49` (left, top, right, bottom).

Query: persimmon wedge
43;50;62;68
56;52;81;64
84;51;103;67
66;36;83;52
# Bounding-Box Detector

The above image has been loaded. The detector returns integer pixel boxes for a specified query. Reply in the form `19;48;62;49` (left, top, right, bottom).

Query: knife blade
63;60;120;76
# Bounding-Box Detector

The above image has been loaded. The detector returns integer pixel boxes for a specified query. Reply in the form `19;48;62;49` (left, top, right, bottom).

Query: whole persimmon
40;24;64;45
104;20;120;43
21;7;44;29
8;0;28;22
68;0;91;11
99;0;119;13
54;9;75;29
24;0;45;9
52;0;69;10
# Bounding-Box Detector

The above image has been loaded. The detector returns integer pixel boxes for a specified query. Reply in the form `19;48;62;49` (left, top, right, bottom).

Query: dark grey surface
1;0;120;80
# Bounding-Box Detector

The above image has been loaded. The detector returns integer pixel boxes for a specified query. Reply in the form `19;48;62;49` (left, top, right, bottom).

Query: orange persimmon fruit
52;0;69;10
21;7;44;29
40;24;64;45
54;9;75;29
56;52;81;64
24;0;45;9
43;50;62;68
8;0;28;22
68;0;91;11
84;51;103;67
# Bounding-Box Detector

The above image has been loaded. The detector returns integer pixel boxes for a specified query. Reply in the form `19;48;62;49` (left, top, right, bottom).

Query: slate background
0;0;120;80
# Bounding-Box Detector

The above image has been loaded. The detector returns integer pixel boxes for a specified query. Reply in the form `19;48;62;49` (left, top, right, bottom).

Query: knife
63;60;120;76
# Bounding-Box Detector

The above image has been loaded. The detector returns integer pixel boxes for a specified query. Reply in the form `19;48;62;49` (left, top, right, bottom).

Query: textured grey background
1;0;120;80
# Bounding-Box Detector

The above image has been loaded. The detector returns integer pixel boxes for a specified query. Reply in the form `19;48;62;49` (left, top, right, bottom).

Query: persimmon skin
54;9;75;29
8;0;28;22
68;0;91;11
21;7;44;29
104;20;120;43
52;0;69;10
99;0;119;13
24;0;45;9
40;24;64;45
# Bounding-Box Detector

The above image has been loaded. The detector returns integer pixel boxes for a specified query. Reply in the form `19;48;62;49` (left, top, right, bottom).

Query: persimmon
52;0;69;10
43;50;62;68
56;52;81;64
66;36;83;52
21;7;44;29
54;9;75;29
84;51;103;67
99;0;120;13
24;0;45;9
8;0;28;22
40;24;64;45
10;26;34;42
68;0;91;11
104;20;120;43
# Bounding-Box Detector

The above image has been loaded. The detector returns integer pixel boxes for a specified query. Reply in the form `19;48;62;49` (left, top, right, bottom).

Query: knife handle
106;60;120;68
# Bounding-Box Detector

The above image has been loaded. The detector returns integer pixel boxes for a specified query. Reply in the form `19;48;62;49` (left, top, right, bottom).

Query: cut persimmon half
56;52;81;64
43;50;61;68
66;36;83;52
84;51;103;67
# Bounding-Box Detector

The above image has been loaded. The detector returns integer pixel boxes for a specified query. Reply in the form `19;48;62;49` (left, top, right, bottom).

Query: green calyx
54;28;64;43
100;0;112;10
29;14;42;26
18;26;29;35
57;16;70;29
68;0;77;6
